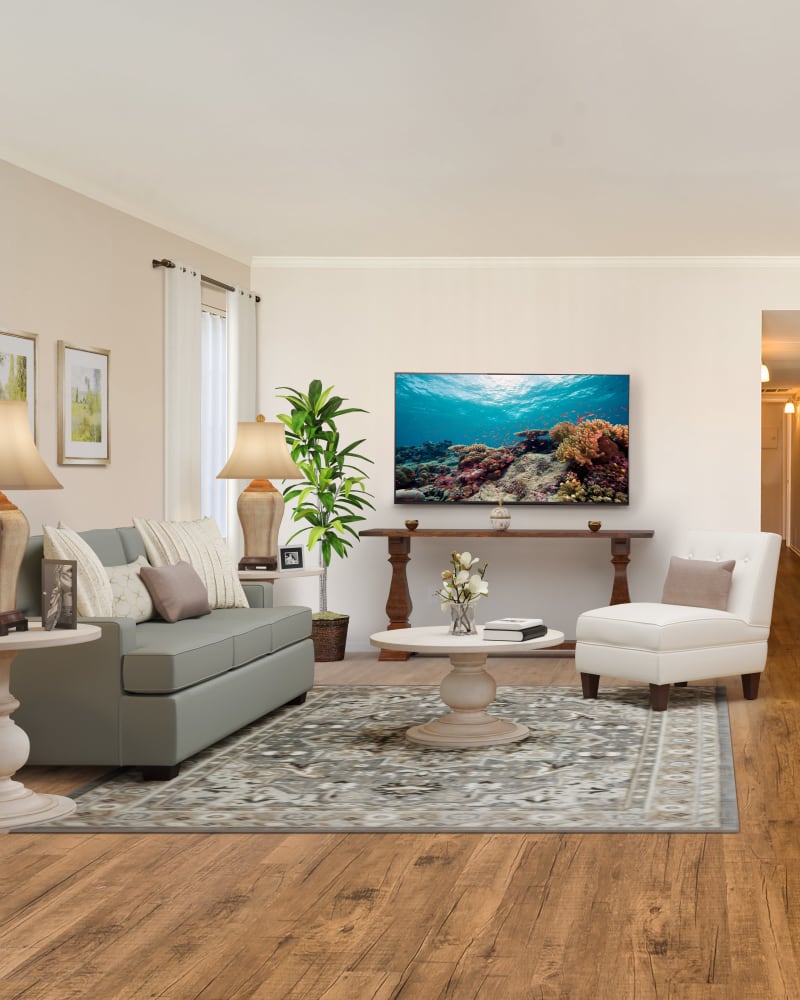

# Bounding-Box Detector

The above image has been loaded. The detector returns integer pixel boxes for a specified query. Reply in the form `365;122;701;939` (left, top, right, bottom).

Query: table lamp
0;400;63;635
217;415;301;571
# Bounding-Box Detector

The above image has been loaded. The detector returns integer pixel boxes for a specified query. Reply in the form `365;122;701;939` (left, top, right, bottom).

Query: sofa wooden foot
741;673;761;700
649;683;671;711
140;764;180;781
580;673;600;699
287;691;308;706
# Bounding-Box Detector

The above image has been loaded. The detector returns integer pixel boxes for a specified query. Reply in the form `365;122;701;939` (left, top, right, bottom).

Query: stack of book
482;617;548;642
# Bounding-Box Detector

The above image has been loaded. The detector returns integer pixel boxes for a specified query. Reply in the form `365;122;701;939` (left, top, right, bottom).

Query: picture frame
279;546;304;571
57;341;110;465
42;559;77;630
0;329;38;440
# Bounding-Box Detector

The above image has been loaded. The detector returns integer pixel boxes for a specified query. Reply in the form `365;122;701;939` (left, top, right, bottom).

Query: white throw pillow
42;524;115;618
133;516;248;609
106;555;154;623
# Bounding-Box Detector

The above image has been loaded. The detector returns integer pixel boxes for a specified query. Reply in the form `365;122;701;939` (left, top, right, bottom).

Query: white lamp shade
217;420;300;481
0;401;62;490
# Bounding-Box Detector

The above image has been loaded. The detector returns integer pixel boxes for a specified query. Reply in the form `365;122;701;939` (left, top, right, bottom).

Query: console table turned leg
381;537;413;661
609;537;633;605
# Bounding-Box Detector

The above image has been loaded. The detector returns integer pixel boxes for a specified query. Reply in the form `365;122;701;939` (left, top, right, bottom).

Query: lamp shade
0;401;62;490
216;418;300;481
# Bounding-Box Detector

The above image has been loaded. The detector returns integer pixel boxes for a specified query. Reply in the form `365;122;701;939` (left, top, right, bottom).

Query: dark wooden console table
359;528;655;660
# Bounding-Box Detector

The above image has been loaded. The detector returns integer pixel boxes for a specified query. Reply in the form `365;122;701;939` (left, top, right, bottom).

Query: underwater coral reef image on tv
394;373;630;505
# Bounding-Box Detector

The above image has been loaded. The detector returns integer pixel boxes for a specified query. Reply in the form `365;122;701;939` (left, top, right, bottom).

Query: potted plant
276;379;374;661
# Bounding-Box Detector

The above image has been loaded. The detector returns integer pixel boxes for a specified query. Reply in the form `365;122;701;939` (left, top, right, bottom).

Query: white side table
369;625;565;748
0;623;101;831
239;567;324;584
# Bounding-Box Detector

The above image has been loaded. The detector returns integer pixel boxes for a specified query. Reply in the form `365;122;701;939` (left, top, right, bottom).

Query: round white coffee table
369;625;565;748
0;623;101;831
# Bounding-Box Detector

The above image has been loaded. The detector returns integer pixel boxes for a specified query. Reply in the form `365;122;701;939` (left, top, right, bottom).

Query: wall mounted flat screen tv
395;373;629;505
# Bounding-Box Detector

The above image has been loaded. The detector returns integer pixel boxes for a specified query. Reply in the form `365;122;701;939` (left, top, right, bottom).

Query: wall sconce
761;363;770;383
785;400;796;414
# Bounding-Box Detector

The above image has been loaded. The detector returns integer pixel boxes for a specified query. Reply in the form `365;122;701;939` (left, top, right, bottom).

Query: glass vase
448;602;477;636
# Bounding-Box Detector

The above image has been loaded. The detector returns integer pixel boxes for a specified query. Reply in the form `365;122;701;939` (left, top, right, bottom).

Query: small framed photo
57;341;110;465
42;560;77;630
0;329;38;440
279;546;304;571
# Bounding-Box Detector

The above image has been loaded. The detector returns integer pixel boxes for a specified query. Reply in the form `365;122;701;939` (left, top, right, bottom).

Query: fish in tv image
394;373;629;505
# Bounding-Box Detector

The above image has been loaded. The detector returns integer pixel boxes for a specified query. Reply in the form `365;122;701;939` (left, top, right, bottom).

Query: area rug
25;685;737;834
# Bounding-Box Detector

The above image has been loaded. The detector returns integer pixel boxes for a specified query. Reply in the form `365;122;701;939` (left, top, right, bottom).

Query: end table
0;623;101;831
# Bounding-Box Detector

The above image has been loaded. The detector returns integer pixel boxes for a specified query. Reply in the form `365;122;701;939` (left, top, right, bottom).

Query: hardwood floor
2;549;800;998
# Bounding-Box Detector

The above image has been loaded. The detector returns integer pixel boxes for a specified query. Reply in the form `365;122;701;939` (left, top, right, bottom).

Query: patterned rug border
19;684;739;835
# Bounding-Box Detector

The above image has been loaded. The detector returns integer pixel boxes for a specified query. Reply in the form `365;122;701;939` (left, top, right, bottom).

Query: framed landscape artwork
57;341;110;465
0;329;37;439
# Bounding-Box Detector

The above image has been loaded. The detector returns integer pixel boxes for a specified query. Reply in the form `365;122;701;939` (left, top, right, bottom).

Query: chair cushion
576;602;769;653
661;556;735;610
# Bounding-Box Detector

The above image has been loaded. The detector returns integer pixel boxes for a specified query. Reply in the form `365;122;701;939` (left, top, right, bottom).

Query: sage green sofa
11;526;315;779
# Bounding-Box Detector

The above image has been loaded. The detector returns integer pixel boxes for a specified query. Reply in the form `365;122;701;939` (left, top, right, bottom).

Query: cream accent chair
575;531;782;711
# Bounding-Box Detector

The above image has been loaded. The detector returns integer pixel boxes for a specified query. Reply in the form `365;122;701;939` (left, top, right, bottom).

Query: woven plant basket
312;615;349;662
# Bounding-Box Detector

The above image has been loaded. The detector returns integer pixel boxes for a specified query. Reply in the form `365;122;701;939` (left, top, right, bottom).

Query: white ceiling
4;3;800;386
4;1;800;263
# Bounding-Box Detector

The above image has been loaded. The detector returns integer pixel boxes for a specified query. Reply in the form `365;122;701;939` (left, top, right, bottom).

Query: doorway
762;311;800;551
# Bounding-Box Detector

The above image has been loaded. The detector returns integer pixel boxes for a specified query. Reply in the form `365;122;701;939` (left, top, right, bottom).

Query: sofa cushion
133;516;248;609
121;606;312;693
187;605;312;664
122;621;234;693
576;602;769;653
140;561;212;623
43;524;114;617
106;555;154;623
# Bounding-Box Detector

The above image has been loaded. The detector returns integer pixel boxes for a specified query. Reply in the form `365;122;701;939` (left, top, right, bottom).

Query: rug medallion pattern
30;685;737;833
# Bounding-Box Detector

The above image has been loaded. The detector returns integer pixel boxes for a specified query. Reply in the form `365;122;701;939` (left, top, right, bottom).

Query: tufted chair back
682;530;781;626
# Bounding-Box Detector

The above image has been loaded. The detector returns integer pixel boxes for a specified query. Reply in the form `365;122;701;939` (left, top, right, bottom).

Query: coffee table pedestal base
406;651;530;749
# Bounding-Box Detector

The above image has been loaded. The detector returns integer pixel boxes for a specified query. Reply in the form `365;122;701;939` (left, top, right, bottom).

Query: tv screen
394;373;629;505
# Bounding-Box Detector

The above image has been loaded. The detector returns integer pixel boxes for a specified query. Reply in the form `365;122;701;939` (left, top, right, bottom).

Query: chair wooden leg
580;672;600;699
741;673;761;700
649;683;671;711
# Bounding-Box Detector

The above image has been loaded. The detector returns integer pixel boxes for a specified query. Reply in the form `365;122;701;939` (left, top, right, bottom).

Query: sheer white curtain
164;263;202;520
224;288;258;555
200;309;228;535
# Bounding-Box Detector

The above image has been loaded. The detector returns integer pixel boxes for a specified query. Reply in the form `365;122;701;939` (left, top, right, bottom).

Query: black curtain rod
152;258;260;302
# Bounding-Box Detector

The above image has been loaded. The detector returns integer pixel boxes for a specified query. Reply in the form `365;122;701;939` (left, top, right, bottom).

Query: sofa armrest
242;582;274;609
78;616;139;655
11;617;138;764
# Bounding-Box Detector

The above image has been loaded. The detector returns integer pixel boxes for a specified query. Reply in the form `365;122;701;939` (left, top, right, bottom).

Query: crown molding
251;255;800;270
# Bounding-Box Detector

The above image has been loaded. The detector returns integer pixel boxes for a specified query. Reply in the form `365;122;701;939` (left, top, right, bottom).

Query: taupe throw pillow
661;557;736;611
139;561;212;623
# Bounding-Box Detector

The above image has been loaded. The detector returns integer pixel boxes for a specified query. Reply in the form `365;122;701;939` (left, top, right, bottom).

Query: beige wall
0;159;249;533
253;258;800;648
